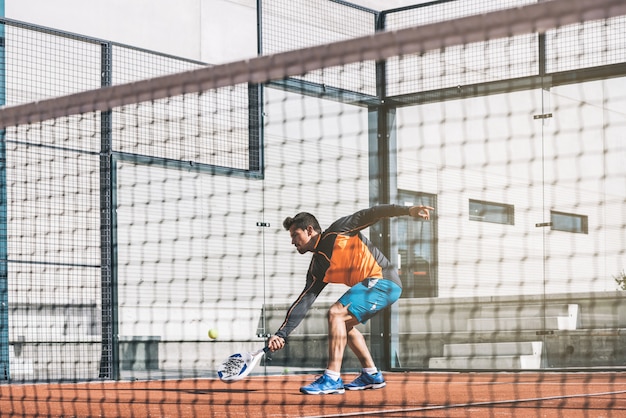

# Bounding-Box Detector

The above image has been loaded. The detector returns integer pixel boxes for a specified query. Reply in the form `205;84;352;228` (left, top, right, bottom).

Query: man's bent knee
328;302;359;327
328;302;348;317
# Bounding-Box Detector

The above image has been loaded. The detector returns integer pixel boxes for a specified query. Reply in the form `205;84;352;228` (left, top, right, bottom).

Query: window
469;199;514;225
550;211;588;234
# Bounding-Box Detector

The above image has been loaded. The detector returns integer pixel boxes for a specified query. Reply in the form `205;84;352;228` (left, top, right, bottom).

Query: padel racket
217;346;269;383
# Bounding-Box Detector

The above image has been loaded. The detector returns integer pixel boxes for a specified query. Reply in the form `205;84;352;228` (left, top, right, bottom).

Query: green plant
614;269;626;291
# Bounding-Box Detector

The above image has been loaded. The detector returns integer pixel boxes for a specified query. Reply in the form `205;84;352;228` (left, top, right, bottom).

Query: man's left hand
409;205;434;220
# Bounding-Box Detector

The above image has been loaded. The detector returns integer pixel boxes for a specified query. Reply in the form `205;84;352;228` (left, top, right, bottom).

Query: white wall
5;0;258;63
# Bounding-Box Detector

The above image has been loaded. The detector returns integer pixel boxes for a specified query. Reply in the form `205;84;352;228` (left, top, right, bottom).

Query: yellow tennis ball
208;328;218;340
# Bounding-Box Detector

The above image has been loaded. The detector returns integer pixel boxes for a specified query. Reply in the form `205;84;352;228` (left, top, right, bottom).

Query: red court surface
1;372;625;417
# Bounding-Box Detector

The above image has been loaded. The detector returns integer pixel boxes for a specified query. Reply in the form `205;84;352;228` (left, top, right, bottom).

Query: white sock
363;367;377;375
325;369;341;381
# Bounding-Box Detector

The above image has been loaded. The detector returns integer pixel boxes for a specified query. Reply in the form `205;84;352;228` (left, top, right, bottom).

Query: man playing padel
268;204;433;394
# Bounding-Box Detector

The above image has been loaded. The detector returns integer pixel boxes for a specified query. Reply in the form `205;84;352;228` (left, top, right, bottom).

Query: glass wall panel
394;76;626;370
543;77;626;293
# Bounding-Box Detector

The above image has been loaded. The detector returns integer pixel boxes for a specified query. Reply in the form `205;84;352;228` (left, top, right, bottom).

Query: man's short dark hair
283;212;322;233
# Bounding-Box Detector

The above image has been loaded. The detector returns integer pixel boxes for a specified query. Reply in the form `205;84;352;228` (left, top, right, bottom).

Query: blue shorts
338;278;402;324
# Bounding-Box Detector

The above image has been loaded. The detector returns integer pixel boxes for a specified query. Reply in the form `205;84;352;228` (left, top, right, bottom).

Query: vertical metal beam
252;0;265;175
368;105;398;371
538;33;546;78
0;0;8;380
257;0;263;56
98;41;119;380
248;84;264;174
368;10;400;371
386;110;400;369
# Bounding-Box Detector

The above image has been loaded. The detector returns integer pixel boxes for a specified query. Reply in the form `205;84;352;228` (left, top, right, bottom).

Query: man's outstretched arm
328;204;434;234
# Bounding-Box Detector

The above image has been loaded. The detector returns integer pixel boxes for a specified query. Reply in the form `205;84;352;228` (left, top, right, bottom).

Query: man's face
289;225;313;254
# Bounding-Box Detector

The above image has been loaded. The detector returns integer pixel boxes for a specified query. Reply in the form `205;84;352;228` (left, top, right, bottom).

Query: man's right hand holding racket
268;335;285;352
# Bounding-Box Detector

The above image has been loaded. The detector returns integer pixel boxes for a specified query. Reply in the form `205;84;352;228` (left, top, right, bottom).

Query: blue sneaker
300;374;345;395
344;371;386;390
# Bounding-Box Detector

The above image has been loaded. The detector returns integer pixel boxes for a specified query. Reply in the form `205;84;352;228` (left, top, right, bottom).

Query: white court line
302;389;626;418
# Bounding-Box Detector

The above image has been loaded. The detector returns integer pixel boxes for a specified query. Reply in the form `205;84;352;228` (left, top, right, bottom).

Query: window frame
550;210;589;234
468;199;515;225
